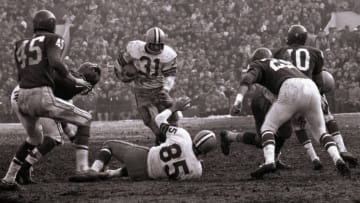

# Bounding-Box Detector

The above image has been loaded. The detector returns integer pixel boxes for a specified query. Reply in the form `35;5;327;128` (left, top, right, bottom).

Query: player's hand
171;96;191;112
230;102;242;116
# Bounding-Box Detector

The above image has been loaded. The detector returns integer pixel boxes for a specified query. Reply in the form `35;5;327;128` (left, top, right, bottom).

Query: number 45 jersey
147;124;202;180
119;40;177;90
15;33;65;89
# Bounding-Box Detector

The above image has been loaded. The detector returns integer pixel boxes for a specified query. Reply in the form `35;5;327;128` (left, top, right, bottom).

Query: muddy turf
0;115;360;203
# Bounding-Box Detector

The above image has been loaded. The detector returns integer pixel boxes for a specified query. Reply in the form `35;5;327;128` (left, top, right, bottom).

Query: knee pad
319;133;337;150
74;126;90;146
261;131;275;147
295;129;311;145
326;120;340;136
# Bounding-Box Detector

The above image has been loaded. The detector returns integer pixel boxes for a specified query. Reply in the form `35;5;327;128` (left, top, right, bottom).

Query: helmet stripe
155;27;160;44
195;133;215;148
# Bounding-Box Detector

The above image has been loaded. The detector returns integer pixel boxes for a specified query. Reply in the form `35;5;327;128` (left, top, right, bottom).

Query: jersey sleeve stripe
117;54;128;66
160;123;170;135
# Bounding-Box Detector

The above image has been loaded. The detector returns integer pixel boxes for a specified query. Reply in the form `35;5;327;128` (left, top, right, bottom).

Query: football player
114;27;179;145
273;24;357;168
0;10;93;191
230;47;350;179
12;62;101;185
69;97;217;182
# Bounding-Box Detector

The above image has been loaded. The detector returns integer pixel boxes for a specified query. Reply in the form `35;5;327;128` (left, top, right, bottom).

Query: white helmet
145;27;166;54
193;130;217;155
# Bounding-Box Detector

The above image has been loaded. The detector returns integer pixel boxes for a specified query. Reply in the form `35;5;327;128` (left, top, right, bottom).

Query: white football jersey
147;124;202;180
122;40;177;90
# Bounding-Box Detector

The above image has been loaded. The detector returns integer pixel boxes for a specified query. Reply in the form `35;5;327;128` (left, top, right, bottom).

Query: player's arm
162;58;177;91
47;36;90;88
155;96;191;134
312;50;325;93
114;51;136;83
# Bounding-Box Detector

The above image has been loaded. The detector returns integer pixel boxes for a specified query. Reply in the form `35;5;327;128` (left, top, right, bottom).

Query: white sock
3;159;22;183
76;149;89;172
91;160;104;172
304;142;319;161
327;145;342;164
263;144;275;164
332;134;347;152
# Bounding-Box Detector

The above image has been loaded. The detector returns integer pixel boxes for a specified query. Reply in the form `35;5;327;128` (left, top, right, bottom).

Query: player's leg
322;95;357;167
274;119;293;169
17;118;65;184
292;116;323;170
302;83;349;176
91;140;149;179
156;89;179;126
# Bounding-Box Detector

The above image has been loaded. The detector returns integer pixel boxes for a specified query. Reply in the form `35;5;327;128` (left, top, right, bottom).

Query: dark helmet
250;47;272;62
33;10;56;33
78;62;101;86
287;24;307;45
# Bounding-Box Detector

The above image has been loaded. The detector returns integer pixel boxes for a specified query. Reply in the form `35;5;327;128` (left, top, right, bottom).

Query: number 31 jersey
15;33;65;89
147;124;202;180
119;40;177;90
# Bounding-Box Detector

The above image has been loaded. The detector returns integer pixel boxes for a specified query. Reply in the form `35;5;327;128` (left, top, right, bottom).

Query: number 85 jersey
147;124;202;180
118;40;177;90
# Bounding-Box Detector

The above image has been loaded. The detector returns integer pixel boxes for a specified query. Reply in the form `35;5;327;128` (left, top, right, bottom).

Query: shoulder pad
159;45;177;63
126;40;146;59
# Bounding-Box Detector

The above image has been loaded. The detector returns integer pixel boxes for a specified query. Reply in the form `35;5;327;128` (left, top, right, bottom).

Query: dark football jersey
241;58;307;95
273;45;324;77
15;32;65;89
53;71;87;100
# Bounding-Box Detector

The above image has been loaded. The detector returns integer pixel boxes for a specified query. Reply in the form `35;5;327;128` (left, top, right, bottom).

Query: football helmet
250;47;272;62
78;62;101;86
320;70;335;93
33;10;56;33
145;27;166;55
193;130;217;155
287;24;307;45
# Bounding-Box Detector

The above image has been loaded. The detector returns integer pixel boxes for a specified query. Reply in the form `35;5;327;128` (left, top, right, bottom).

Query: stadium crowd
0;0;360;122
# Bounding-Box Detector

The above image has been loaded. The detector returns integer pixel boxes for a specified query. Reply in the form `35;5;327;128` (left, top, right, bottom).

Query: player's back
124;40;177;91
273;45;324;77
245;58;307;95
147;125;202;180
15;32;64;89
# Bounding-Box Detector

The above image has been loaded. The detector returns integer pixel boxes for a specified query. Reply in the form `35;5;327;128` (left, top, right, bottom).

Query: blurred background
1;0;360;122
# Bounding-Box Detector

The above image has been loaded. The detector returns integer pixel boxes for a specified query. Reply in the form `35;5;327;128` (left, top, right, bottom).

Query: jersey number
159;144;189;179
269;59;296;71
287;48;310;71
16;36;45;69
139;56;160;77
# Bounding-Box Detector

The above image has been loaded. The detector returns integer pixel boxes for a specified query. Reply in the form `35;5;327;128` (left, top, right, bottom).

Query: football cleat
16;167;37;185
335;159;351;177
340;152;358;168
220;130;231;156
0;179;24;191
312;159;323;171
250;162;276;179
68;170;109;182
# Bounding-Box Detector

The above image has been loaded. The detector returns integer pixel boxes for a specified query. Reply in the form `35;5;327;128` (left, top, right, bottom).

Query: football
123;63;138;77
321;70;335;93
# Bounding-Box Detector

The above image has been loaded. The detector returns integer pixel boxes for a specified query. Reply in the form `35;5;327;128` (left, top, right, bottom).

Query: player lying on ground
273;24;357;168
223;84;323;170
11;62;101;185
114;27;181;145
229;47;350;179
69;97;217;182
0;10;93;191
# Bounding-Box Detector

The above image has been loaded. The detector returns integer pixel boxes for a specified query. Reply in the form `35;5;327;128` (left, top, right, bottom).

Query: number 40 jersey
118;40;177;90
147;123;202;180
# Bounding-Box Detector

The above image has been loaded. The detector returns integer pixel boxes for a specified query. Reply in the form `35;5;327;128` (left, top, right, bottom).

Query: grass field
0;114;360;203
